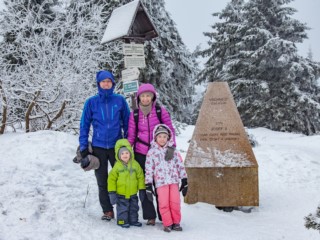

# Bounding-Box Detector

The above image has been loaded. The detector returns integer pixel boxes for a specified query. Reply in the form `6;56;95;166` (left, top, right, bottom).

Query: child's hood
151;124;174;149
115;138;134;163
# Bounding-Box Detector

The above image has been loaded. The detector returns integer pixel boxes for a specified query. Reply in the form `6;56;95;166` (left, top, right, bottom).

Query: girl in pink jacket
145;124;188;232
127;83;176;225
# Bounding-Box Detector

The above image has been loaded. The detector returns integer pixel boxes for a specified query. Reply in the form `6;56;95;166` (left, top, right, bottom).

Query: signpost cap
101;0;158;44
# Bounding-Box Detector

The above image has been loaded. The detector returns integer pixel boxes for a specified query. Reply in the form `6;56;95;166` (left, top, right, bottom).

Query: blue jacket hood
96;70;115;100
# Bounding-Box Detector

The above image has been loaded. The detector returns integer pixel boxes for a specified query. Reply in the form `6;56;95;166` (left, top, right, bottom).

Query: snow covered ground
0;126;319;240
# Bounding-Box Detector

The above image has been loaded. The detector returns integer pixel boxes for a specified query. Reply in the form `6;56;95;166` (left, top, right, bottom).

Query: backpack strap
155;104;162;124
133;109;139;150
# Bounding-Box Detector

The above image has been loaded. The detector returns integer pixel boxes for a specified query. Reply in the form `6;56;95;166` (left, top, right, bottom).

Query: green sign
123;80;138;94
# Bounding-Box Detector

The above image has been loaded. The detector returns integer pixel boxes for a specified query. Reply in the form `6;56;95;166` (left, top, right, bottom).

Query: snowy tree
0;77;8;134
197;0;320;135
305;204;320;233
140;0;198;124
0;0;123;133
0;0;197;133
89;0;198;124
307;46;313;60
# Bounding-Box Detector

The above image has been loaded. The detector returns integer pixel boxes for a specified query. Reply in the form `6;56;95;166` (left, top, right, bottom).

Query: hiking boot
130;222;142;227
172;224;183;231
101;211;114;221
146;219;155;226
163;226;172;232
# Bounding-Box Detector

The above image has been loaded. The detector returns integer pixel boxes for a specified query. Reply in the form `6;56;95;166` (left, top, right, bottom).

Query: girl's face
120;151;130;163
99;78;113;89
156;133;169;147
139;93;153;106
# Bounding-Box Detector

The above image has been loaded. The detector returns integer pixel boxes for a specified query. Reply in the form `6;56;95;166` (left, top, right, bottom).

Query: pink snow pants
156;184;181;227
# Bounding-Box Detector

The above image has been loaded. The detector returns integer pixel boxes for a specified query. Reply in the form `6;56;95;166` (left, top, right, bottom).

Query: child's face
120;151;130;163
156;133;169;147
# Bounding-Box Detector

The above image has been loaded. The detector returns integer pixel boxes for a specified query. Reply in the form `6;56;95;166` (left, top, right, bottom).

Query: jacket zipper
147;114;150;146
106;99;109;148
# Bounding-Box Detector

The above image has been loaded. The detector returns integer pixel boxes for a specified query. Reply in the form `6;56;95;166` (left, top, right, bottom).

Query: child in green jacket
108;139;145;228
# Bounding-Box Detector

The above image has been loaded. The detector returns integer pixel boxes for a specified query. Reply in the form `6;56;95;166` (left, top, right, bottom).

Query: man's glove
80;148;90;158
139;190;146;203
146;183;154;202
80;156;90;169
179;178;188;197
165;146;175;161
109;192;117;205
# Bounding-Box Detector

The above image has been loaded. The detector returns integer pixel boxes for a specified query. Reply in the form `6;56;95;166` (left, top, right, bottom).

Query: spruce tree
141;0;198;124
90;0;198;124
305;204;320;233
197;0;320;135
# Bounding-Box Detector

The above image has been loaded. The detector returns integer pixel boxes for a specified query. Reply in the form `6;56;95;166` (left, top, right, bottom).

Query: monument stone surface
185;82;259;206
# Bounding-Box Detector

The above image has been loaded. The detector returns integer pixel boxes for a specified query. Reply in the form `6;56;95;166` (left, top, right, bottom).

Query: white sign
124;56;146;68
123;80;139;94
121;68;140;82
123;43;145;55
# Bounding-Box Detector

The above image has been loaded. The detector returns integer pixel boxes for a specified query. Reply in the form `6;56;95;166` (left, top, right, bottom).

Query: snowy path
0;128;319;240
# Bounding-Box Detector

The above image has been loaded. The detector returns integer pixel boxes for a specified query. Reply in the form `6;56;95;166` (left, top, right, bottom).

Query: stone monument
185;82;259;207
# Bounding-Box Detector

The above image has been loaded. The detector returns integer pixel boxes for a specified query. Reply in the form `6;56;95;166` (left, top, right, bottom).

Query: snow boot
130;222;142;227
101;211;114;221
163;225;172;232
172;224;183;231
146;219;155;226
118;223;130;228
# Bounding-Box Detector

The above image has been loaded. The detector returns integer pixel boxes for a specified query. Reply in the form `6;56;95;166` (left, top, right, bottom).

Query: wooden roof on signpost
101;0;158;44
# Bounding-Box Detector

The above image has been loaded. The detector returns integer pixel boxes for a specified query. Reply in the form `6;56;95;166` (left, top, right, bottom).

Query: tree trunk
0;80;7;134
46;100;68;129
25;91;40;133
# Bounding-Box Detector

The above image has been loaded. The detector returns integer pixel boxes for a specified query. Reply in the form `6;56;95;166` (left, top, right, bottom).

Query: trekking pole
83;184;90;208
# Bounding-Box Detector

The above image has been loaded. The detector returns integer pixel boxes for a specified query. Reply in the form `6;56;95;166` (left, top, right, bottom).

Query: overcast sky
165;0;320;62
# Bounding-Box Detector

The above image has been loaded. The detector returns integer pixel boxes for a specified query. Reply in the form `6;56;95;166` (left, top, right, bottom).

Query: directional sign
122;68;140;82
123;80;139;94
124;56;146;68
123;43;145;55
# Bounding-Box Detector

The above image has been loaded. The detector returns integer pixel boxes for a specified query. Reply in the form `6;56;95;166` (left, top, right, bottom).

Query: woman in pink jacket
127;83;176;225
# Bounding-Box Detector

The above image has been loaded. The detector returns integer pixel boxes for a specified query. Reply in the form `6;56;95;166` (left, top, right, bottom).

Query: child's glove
165;146;175;161
139;190;146;202
109;192;117;205
179;178;188;197
146;183;154;202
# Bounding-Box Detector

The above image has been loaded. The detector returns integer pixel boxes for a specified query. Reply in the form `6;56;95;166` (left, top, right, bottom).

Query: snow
185;139;253;168
101;0;140;44
0;127;320;239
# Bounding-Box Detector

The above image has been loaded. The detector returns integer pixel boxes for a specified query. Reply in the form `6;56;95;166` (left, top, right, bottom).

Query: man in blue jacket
79;70;130;221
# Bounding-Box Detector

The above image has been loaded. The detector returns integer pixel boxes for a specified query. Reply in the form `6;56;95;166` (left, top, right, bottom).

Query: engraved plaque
185;82;259;206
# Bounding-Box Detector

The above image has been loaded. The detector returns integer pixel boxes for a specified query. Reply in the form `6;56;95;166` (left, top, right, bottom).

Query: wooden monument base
185;166;259;206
